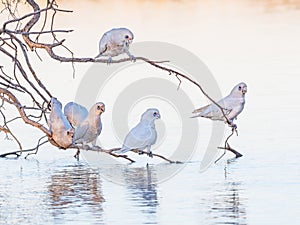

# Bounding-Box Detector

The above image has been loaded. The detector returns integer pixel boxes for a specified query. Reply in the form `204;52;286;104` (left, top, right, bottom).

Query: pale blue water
0;148;299;224
1;0;300;224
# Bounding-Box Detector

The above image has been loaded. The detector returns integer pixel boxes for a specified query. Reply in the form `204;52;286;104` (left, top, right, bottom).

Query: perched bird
192;82;247;128
114;108;161;157
73;102;105;146
48;97;74;149
95;27;135;63
64;102;88;127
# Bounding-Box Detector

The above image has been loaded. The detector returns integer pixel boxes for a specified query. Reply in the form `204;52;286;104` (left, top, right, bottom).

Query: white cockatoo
64;102;88;127
114;108;161;157
48;97;74;149
95;27;135;63
192;82;247;128
73;102;105;146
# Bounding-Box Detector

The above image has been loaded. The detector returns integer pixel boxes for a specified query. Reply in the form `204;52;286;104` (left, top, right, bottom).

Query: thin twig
0;88;51;136
215;128;243;163
0;109;22;150
25;136;48;158
68;145;136;163
0;138;48;158
131;149;183;164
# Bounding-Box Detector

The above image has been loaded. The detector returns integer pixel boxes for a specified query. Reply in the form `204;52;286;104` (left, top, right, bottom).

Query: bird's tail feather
192;104;211;114
95;52;102;59
113;148;129;155
190;114;202;118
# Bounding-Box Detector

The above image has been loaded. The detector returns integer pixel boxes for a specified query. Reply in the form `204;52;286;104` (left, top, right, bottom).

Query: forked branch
0;0;238;162
214;128;243;163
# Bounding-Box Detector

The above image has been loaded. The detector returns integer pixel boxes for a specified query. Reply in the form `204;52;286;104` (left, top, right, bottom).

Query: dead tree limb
131;149;183;164
0;88;51;136
214;128;243;163
0;0;242;163
3;0;231;124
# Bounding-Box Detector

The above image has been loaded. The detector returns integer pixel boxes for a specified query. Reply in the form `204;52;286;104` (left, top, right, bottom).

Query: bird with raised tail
64;102;88;127
95;27;135;63
73;102;105;146
48;97;74;149
114;108;161;158
192;82;247;128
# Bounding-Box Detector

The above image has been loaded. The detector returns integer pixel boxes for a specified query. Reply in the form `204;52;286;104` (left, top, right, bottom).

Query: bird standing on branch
114;108;161;158
95;27;135;63
73;102;105;146
192;82;247;129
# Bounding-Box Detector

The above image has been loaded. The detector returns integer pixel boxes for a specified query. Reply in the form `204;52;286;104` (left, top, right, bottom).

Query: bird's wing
192;97;232;120
73;121;89;142
64;103;88;127
122;123;152;150
99;43;108;56
98;31;111;56
222;95;244;120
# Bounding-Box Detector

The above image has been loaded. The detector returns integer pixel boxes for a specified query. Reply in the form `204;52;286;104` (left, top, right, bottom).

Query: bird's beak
242;88;247;94
100;105;105;113
127;38;133;44
156;113;161;119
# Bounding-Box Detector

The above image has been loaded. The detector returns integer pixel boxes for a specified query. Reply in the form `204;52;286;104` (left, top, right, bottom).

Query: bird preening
48;98;74;149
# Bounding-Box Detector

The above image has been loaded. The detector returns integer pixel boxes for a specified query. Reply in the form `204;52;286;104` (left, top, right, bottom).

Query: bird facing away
73;102;105;146
64;102;88;127
192;82;247;128
115;108;161;157
48;97;74;149
95;28;135;63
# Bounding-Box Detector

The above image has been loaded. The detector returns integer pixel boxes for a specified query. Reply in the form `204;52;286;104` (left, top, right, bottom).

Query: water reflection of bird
205;181;247;224
124;165;159;216
95;27;135;63
48;165;104;211
192;82;247;128
114;108;161;157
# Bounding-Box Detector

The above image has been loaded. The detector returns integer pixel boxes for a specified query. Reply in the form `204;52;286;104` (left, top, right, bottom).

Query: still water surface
1;0;300;224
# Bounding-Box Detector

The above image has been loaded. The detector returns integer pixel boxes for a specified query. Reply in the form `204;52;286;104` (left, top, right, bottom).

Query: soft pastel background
0;0;300;224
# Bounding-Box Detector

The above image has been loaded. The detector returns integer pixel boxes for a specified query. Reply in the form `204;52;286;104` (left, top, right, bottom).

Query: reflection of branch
215;128;243;163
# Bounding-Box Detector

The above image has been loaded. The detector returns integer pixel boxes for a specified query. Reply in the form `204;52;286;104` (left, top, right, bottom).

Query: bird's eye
125;35;129;39
238;86;242;91
153;112;157;117
97;105;101;110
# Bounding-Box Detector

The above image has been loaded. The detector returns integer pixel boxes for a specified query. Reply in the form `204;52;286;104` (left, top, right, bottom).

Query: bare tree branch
9;0;230;124
0;87;51;136
0;0;240;163
214;128;242;163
